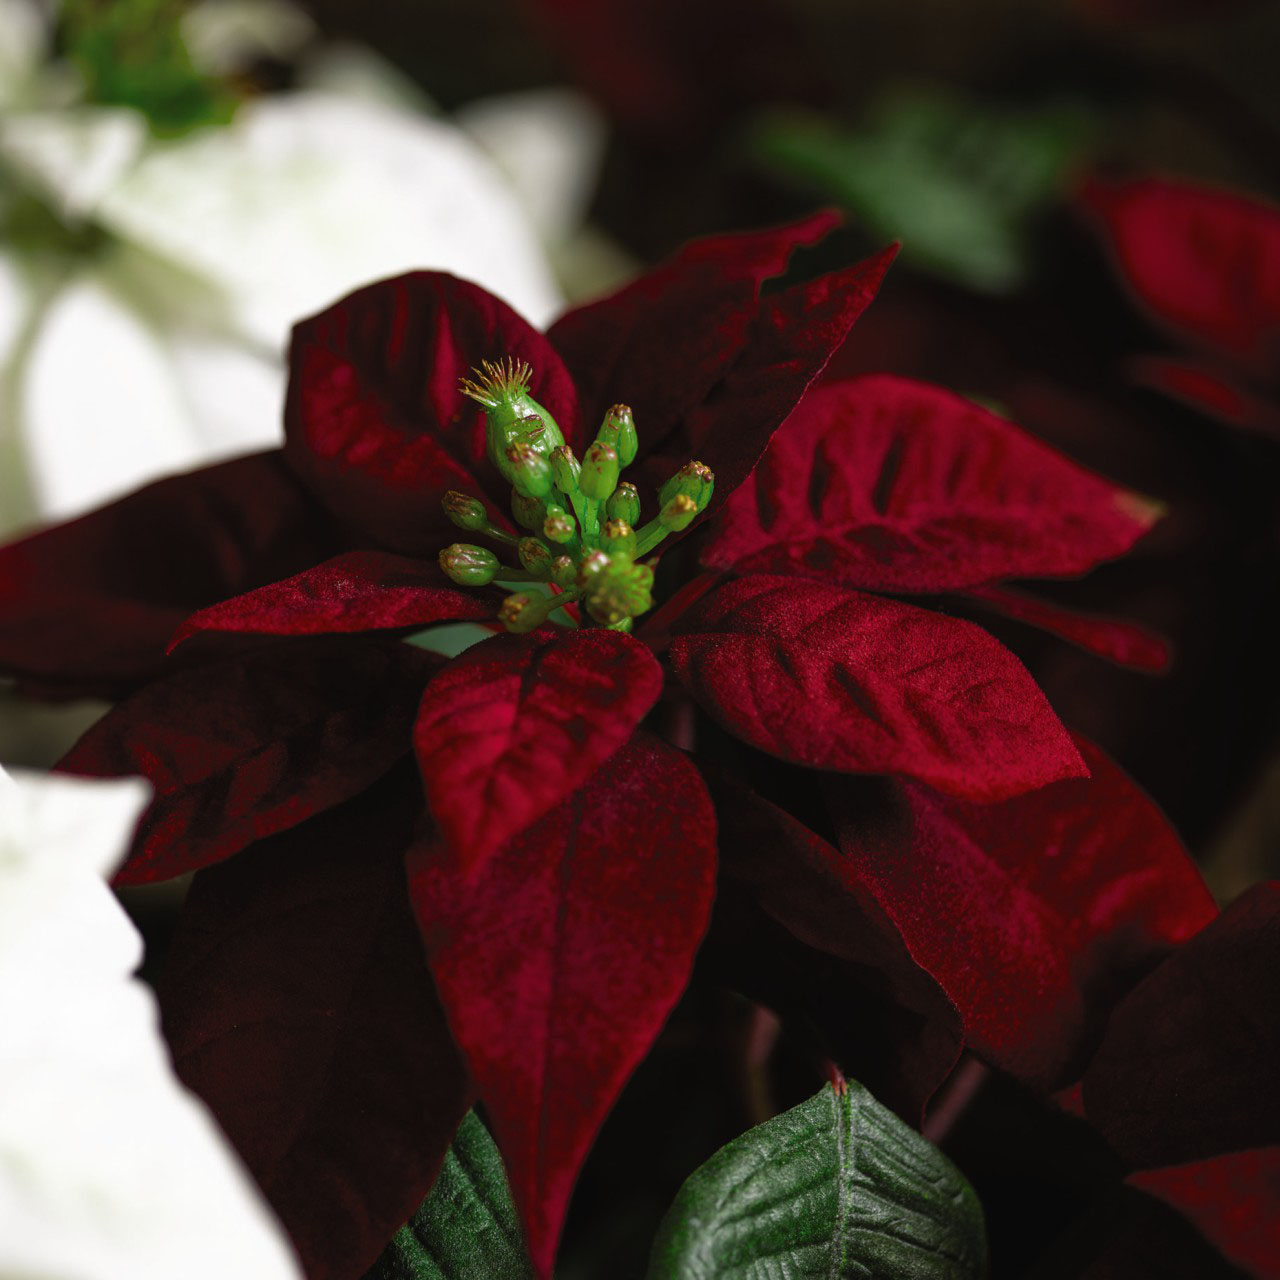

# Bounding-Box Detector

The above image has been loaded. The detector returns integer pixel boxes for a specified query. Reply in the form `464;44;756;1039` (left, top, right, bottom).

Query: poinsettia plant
0;211;1254;1278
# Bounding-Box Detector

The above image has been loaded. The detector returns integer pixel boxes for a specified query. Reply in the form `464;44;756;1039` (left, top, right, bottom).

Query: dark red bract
0;212;1234;1278
1082;174;1280;438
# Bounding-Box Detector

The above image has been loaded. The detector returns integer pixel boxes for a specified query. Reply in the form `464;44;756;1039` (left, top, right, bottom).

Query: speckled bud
440;543;499;587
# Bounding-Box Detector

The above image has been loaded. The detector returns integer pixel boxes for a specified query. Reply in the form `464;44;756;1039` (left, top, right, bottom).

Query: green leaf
60;0;237;137
365;1111;533;1280
752;90;1094;293
646;1081;987;1279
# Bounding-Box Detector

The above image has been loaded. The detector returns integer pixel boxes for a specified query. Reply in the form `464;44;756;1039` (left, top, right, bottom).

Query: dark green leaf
647;1081;987;1279
365;1112;533;1280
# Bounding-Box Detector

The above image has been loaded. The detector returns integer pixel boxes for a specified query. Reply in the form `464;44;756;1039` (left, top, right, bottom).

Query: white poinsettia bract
0;0;573;534
0;767;302;1280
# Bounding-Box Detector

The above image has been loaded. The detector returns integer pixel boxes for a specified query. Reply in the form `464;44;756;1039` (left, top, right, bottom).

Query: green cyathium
441;360;714;633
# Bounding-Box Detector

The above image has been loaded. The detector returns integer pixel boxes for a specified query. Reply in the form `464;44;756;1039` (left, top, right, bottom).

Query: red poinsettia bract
0;213;1222;1278
1081;174;1280;437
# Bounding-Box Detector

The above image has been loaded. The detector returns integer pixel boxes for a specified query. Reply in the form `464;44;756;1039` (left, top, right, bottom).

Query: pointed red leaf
285;272;579;554
705;767;962;1116
1129;1148;1280;1279
0;451;340;696
1128;353;1280;438
547;211;841;446
967;585;1171;673
669;573;1084;801
704;376;1158;592
1083;882;1278;1169
828;737;1217;1088
61;638;436;884
161;766;470;1280
169;551;491;651
1081;175;1280;376
407;732;716;1278
414;628;663;868
634;245;900;522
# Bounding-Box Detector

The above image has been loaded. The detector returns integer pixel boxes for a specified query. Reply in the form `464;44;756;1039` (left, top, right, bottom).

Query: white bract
0;766;303;1280
0;0;574;534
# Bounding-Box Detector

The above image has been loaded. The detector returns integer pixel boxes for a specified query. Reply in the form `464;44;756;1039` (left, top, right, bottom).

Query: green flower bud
596;403;638;466
549;444;581;494
498;592;547;634
580;441;620;501
583;558;654;626
511;490;547;532
542;504;576;544
605;481;640;525
506;441;554;498
442;490;488;532
601;518;637;559
518;536;553;577
658;493;698;531
440;543;499;587
576;548;612;593
550;555;577;589
658;460;715;512
459;358;565;484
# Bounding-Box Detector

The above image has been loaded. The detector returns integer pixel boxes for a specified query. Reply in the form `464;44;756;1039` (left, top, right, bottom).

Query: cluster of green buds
439;358;714;633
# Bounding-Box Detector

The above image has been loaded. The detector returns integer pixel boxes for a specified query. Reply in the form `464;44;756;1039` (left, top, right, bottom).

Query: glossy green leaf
647;1081;987;1279
752;91;1093;293
365;1111;533;1280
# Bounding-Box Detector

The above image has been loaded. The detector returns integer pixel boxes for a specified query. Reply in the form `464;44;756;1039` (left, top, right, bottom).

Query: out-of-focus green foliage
752;88;1096;293
60;0;237;135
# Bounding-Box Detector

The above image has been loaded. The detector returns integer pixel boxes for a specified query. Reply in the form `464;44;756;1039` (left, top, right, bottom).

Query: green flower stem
575;494;601;547
499;585;582;632
480;521;521;547
634;519;673;558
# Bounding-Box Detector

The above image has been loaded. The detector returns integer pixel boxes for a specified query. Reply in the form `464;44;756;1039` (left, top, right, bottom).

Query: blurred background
2;0;1279;1273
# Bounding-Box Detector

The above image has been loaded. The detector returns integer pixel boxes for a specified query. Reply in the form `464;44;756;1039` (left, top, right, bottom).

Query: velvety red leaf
704;767;963;1117
967;585;1171;672
0;452;340;696
161;765;470;1280
285;272;580;554
703;376;1159;592
1083;882;1279;1169
414;627;663;869
1128;354;1280;438
669;573;1084;801
407;732;716;1278
61;638;436;884
169;551;491;651
827;737;1217;1089
1081;176;1280;376
547;211;840;447
1130;1149;1280;1279
636;245;900;524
